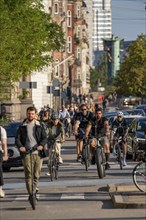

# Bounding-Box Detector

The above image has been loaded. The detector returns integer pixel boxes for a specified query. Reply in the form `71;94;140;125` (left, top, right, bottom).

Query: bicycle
132;150;146;193
115;136;123;170
82;138;90;171
94;137;106;179
49;140;60;181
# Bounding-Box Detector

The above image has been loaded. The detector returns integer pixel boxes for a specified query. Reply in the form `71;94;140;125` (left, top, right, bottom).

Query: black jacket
15;122;47;158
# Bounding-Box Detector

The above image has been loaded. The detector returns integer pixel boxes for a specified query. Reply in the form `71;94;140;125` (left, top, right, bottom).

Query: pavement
107;183;146;208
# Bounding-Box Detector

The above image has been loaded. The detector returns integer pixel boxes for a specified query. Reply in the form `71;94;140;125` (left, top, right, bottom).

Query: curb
107;184;146;209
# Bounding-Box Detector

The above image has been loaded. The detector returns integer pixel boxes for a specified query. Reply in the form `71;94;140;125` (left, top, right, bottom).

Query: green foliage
90;54;108;91
0;0;65;100
114;34;146;96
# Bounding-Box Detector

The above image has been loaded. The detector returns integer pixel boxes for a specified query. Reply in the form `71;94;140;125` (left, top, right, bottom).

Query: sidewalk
107;183;146;208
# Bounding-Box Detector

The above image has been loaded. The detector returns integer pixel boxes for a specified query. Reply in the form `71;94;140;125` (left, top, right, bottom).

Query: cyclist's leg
46;146;52;176
122;142;127;166
102;136;110;169
55;142;63;164
89;138;96;164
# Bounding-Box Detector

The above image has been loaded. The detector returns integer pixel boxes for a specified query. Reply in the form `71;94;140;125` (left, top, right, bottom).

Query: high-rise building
85;0;112;67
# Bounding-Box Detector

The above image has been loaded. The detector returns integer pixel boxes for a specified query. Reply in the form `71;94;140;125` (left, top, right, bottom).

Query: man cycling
46;113;65;176
59;105;70;137
111;111;128;166
85;107;110;170
74;104;93;162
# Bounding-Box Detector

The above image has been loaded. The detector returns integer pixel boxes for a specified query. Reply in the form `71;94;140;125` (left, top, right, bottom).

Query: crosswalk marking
61;193;84;200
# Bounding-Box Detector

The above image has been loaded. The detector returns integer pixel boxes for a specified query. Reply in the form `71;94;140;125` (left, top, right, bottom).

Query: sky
111;0;146;41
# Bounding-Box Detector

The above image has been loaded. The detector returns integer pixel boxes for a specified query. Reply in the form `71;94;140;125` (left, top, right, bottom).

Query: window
77;5;80;18
77;48;81;59
55;59;60;77
54;3;59;14
77;26;80;37
67;10;72;27
67;36;72;53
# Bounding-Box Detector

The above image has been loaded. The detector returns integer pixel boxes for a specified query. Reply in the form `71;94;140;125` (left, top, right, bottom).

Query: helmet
117;111;124;117
51;113;59;121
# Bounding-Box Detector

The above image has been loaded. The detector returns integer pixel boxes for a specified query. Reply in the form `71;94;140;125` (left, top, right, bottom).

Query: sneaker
123;160;127;166
91;156;95;165
76;154;82;162
45;172;51;176
105;163;110;170
0;189;5;198
65;132;69;137
59;157;63;164
35;187;39;193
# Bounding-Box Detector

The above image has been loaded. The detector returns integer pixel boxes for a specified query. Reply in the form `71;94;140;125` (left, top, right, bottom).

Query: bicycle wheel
95;147;105;179
50;151;55;181
55;164;59;180
101;148;106;177
133;161;146;193
84;144;90;171
117;144;123;170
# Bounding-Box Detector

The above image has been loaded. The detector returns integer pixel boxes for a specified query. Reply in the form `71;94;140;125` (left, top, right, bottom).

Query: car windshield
136;121;146;132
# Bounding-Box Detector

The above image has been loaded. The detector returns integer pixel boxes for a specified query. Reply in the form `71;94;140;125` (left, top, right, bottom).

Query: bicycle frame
115;137;123;170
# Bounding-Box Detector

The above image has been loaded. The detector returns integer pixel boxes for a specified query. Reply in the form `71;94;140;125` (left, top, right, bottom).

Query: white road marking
61;193;84;200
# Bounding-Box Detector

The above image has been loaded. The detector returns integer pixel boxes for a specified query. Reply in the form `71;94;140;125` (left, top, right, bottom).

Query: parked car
122;109;145;116
104;111;128;120
127;117;146;160
136;104;146;115
108;115;143;128
2;122;22;171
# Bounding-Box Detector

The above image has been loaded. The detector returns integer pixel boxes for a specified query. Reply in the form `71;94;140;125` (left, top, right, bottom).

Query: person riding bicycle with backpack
45;113;65;176
59;105;70;137
73;104;93;162
111;111;128;166
85;107;110;169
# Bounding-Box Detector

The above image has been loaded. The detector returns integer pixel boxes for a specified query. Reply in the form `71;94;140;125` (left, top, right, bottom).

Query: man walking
15;106;47;203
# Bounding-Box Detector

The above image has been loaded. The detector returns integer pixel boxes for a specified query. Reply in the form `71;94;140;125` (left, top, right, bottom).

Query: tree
90;54;108;91
0;0;65;100
114;34;146;97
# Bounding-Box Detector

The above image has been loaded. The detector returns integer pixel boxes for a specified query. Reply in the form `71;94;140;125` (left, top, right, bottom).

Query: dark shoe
105;163;110;170
76;154;82;162
91;156;95;165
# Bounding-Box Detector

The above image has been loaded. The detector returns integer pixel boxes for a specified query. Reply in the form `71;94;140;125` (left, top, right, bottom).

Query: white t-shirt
0;126;7;152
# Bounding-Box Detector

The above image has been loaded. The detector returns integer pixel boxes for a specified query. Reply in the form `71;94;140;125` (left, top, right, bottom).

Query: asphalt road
0;135;145;220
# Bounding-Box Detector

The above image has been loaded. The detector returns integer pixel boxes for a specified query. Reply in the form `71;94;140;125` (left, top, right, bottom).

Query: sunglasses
81;109;87;111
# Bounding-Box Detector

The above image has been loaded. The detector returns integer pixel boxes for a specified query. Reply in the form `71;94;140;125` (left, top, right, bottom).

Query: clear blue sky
111;0;146;41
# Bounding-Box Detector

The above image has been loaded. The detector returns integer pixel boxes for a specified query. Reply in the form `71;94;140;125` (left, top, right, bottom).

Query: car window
4;124;20;137
136;121;146;132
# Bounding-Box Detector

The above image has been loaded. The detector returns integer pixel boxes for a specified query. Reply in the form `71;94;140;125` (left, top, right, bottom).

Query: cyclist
73;104;93;162
85;107;110;169
46;113;65;176
59;105;70;137
111;111;128;166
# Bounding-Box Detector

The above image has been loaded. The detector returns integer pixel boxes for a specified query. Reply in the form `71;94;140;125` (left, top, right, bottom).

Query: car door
127;119;137;155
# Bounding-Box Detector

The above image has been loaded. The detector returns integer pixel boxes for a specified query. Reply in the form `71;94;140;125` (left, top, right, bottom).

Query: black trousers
0;151;4;186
